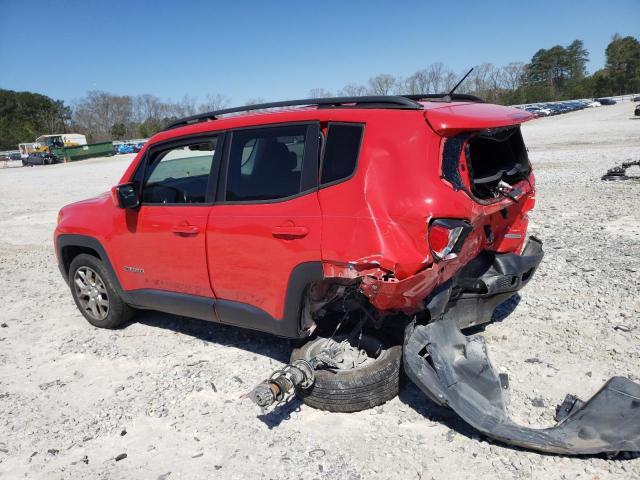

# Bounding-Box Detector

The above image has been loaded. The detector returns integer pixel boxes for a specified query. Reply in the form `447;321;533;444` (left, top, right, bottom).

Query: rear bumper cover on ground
404;237;640;454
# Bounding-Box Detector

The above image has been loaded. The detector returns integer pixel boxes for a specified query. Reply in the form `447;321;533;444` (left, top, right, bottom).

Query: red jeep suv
54;95;640;454
55;94;538;332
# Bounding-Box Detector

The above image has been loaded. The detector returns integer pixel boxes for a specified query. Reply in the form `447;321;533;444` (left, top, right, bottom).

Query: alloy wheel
73;266;109;321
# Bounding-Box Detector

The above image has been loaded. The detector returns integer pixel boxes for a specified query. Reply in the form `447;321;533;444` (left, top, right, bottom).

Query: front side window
141;138;217;204
226;125;307;201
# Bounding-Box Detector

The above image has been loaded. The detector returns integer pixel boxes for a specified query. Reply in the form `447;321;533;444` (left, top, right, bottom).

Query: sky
1;0;638;106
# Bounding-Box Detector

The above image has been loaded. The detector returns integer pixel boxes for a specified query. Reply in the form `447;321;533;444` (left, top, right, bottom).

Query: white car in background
586;100;601;107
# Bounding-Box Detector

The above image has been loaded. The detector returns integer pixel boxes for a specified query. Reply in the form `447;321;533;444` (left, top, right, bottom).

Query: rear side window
226;125;307;201
320;123;364;186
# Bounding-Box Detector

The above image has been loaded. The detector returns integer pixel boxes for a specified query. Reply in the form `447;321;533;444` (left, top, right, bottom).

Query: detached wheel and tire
69;254;133;329
291;334;402;412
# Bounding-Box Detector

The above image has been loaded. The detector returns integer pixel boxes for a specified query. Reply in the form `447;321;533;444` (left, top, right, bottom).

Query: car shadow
132;310;294;363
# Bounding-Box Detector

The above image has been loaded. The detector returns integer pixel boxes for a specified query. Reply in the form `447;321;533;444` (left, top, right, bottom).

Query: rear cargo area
465;127;531;199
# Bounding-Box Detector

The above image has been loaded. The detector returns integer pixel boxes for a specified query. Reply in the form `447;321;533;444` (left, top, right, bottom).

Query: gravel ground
0;103;639;479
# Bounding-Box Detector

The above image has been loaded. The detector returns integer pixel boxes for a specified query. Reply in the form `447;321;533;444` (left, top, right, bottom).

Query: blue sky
1;0;638;105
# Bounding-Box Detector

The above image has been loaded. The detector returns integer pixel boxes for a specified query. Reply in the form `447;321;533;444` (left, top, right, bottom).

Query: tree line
1;34;638;150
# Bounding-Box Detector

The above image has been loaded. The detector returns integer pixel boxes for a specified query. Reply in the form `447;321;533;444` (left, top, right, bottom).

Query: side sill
125;289;217;323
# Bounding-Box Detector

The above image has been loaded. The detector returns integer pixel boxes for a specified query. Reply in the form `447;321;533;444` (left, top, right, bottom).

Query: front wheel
291;333;402;412
69;254;133;329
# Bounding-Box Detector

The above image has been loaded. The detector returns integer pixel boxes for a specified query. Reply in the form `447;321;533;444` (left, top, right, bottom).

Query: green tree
522;40;590;100
605;34;640;94
110;123;126;140
0;89;71;150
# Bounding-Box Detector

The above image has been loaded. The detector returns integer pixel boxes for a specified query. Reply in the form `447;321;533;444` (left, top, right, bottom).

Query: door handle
172;224;200;235
272;225;309;238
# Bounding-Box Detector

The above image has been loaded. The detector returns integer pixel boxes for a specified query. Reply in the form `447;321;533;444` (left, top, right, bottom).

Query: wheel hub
73;266;109;321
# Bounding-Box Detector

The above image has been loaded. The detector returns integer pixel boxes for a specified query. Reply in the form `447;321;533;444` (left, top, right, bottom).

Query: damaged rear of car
251;98;639;455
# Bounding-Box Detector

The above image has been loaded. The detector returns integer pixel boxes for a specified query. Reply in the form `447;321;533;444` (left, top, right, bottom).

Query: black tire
291;334;402;412
69;254;134;329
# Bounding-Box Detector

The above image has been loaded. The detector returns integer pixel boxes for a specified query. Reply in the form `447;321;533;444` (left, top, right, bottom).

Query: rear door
206;123;321;324
110;134;221;297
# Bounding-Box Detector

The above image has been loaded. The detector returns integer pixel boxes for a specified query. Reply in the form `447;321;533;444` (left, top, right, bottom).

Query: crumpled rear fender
403;296;640;454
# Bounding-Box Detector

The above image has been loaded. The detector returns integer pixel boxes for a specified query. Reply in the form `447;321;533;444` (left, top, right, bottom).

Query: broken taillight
428;219;471;261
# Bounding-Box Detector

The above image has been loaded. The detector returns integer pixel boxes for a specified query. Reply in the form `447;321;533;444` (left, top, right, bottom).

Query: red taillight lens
428;219;470;261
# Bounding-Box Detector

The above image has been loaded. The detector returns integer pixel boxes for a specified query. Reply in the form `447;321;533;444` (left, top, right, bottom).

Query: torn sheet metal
404;315;640;454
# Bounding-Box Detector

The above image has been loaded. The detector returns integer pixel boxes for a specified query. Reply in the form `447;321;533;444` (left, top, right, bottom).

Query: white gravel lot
0;103;639;480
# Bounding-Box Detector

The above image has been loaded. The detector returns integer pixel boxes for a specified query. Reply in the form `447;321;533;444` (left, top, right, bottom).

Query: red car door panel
111;206;213;297
206;194;321;319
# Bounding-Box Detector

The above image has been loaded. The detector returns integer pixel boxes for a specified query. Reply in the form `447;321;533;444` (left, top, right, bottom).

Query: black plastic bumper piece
403;251;640;454
448;236;544;329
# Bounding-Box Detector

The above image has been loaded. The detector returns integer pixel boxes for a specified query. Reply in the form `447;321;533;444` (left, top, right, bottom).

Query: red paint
55;100;535;320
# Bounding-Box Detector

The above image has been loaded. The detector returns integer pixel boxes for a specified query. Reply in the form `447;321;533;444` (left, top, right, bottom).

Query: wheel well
61;245;101;275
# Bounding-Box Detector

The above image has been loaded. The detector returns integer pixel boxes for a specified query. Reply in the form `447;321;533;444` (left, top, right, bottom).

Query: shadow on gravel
257;397;303;429
132;310;293;363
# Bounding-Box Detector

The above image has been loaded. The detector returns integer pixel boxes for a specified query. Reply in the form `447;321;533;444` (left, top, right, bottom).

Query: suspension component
249;359;315;409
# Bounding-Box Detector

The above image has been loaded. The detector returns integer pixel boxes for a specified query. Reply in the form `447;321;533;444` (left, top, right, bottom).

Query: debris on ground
602;159;640;181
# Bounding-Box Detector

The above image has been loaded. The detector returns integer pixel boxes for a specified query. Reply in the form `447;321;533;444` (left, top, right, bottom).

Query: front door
207;123;322;323
110;134;221;298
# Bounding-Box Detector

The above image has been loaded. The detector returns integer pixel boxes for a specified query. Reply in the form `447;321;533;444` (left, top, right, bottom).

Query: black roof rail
164;95;423;130
402;93;485;103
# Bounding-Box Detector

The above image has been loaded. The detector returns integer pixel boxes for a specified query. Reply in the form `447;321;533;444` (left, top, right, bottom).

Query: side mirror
111;183;140;209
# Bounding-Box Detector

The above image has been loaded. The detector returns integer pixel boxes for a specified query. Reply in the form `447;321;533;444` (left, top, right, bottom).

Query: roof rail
402;93;485;103
164;95;423;130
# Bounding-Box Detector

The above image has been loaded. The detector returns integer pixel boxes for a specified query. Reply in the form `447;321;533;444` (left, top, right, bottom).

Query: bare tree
404;70;429;94
198;94;230;112
425;62;446;92
368;74;397;95
443;70;459;91
132;94;168;123
244;97;266;105
308;88;333;98
170;94;198;117
72;91;135;141
338;83;369;96
502;62;525;91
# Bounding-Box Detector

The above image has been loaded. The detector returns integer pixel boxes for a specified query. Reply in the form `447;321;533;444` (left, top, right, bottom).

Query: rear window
320;123;363;186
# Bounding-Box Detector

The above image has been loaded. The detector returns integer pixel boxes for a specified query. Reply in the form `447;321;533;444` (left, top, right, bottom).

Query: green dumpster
51;142;113;162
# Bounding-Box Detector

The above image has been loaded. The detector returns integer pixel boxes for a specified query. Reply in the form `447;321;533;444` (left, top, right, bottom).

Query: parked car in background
596;98;616;105
632;96;640;102
22;152;60;166
586;100;601;107
523;106;550;117
635;103;640;116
